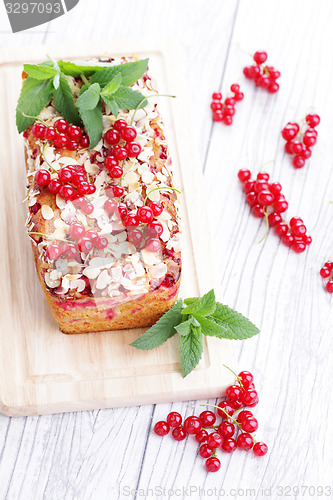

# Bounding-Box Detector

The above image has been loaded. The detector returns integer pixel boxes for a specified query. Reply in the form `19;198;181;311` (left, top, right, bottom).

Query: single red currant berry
242;389;258;406
137;206;154;224
85;230;99;244
282;127;298;141
230;83;240;93
32;122;46;139
48;178;62;194
195;429;208;443
46;244;61;261
35;169;51;187
109;166;123;179
253;442;268;456
120;126;137;142
224;97;235;106
258;190;274;206
256;172;270;181
117;204;128;219
282;234;294;247
303;135;317;147
291;240;307;253
206;432;223;449
268;81;279;93
145;238;161;252
269;182;282;196
104;199;118;214
290;217;303;227
237;410;254;423
54;119;68;133
211;101;222;111
105;128;120;145
72;197;84;208
111;185;124;197
212;92;222;100
326;281;333;293
213;111;223;122
199;411;216;427
149;201;163;216
241;417;258;433
291;224;307;237
275;222;288;236
127;228;143;247
113;119;128;131
293;155;306;169
246;192;257;207
69;222;86;240
54;133;69;149
234;91;244;101
274;200;288;213
306;114;320;128
252;204;265;218
154;421;170;436
223;105;235;117
166;411;182;427
217;401;235;418
247;397;259;408
183;416;202;435
205;457;221;473
95;236;108;250
320;267;330;278
111;145;127;161
238;371;254;389
238;169;251;182
254;180;270;193
147;221;164;238
45;126;56;140
301;148;312;159
81;202;94;215
302;235;312;245
77;181;91;196
67;125;82;140
125;142;142;158
199;444;213;458
226;385;243;401
59;167;74;184
221;438;237;453
253;51;268;64
231;399;243;410
123;214;139;228
59;184;75;200
292;141;303;155
218;421;235;439
268;212;282;227
257;75;270;88
285;141;295;154
325;262;333;270
105;155;119;171
172;426;186;441
88;184;96;195
237;433;254;450
79;135;90;148
78;237;93;254
243;180;255;194
67;140;79;151
62;243;79;259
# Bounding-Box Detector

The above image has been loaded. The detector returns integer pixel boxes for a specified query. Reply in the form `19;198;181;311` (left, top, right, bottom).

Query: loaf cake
20;56;181;334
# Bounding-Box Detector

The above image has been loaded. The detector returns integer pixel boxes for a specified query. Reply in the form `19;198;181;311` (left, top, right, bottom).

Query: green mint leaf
180;324;203;377
208;303;260;340
16;77;54;133
78;101;103;149
53;73;81;126
112;86;147;110
101;73;122;97
130;299;183;350
181;289;216;317
58;61;109;78
175;316;193;336
90;58;149;87
76;83;101;111
23;64;57;80
194;315;228;338
101;95;119;117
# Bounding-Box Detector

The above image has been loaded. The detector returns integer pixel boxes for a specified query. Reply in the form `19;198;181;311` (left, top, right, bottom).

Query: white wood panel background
0;0;332;499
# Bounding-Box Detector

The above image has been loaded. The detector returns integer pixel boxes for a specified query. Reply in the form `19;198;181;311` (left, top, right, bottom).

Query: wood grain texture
0;0;332;498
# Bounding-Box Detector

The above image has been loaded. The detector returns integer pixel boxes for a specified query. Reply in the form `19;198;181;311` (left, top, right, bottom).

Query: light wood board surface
0;0;332;499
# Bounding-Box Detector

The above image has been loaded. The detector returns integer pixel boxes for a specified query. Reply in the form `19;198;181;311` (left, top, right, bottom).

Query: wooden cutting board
0;41;234;416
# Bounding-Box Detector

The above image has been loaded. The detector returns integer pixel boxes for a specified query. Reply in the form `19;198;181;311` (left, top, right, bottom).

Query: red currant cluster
104;119;141;178
238;169;312;252
31;119;89;150
154;370;267;473
243;51;280;93
211;85;244;125
35;163;96;203
319;262;333;293
282;114;320;169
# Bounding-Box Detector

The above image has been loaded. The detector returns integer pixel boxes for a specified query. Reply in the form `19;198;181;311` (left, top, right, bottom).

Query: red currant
123;214;139;228
253;442;268;456
85;230;99;244
291;240;306;253
117;204;128;219
94;236;108;250
146;221;163;238
212;92;222;100
137;206;154;224
54;133;69;149
244;180;255;194
238;371;254;389
238;169;251;182
206;432;223;449
48;178;62;194
305;114;320;128
113;119;127;131
242;389;258;406
326;281;333;293
45;126;56;140
104;199;118;214
109;166;123;178
59;167;74;184
268;212;282;227
111;145;127;161
221;438;237;453
195;429;208;443
145;238;161;252
32;122;46;139
320;267;331;278
120;126;137;142
274;200;288;213
167;412;182;427
241;417;258;433
79;135;90;148
293;155;306;169
81;202;94;215
154;421;170;436
213;111;223;122
125;142;142;158
246;192;257;207
149;201;163;216
237;410;254;423
217;401;235;418
59;184;75;200
205;457;221;472
172;426;186;441
258;190;274;206
183;416;202;435
111;185;124;198
54;119;68;133
254;180;270;193
253;51;268;64
199;411;216;427
46;244;61;261
237;433;254;450
226;385;243;401
105;129;120;145
62;243;79;259
78;237;93;254
218;421;235;439
282;234;294;247
252;204;265;218
35;169;51;187
199;444;213;458
67;125;82;141
105;155;119;171
69;223;86;240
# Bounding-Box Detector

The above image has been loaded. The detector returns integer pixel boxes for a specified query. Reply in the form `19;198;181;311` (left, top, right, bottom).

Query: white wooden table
0;0;332;498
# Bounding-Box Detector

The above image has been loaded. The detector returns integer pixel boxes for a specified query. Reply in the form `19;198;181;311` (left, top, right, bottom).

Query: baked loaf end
24;56;181;334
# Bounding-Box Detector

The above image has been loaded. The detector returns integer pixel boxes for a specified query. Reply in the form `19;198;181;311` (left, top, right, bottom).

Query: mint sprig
16;56;150;148
130;289;260;378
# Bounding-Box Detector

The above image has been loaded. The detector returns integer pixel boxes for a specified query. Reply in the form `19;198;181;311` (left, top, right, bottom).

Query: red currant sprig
243;51;280;93
211;84;244;125
319;261;333;293
238;169;312;252
282;114;320;169
31;118;89;151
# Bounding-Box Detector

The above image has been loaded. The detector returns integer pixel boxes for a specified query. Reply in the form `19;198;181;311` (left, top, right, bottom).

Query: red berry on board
123;214;139;228
46;244;61;261
234;91;244;101
211;101;223;111
149;201;163;216
325;262;333;270
320;267;331;278
217;401;235;418
253;442;268;456
292;141;303;155
326;281;333;293
241;417;259;433
113;119;127;131
237;410;254;423
303;134;317;148
205;457;221;473
59;184;75;200
254;180;270;193
183;416;202;435
285;141;295;154
104;199;118;214
79;135;90;148
243;180;255;194
290;217;303;227
306;114;320;128
268;212;282;227
167;412;182;427
206;432;223;449
105;155;119;171
274;200;288;213
54;133;69;149
224;97;235;106
252;204;265;218
218;421;235;439
48;178;62;194
45;126;56;140
199;411;216;427
54;119;68;133
282;127;298;141
105;128;120;145
212;92;222;100
237;433;254;450
221;438;237;453
291;224;307;237
256;172;270;181
172;426;186;441
195;429;208;443
127;228;143;247
32;122;46;139
67;125;82;141
81;202;94;215
282;234;294;247
268;81;279;93
302;235;312;245
270;182;282;196
213;111;223;122
275;222;288;237
199;444;214;458
154;421;170;436
230;83;240;93
253;51;268;64
137;206;154;224
246;192;258;207
226;385;243;401
242;389;258;406
125;142;142;158
238;169;251;182
69;223;86;240
292;155;306;169
35;169;51;187
258;190;274;206
291;240;307;253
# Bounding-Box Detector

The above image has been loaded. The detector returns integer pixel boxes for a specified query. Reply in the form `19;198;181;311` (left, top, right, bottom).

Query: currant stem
130;93;176;125
222;364;245;390
144;186;181;205
27;231;73;244
258;208;269;244
80;73;90;87
22;112;49;128
259;160;274;172
42;143;58;173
